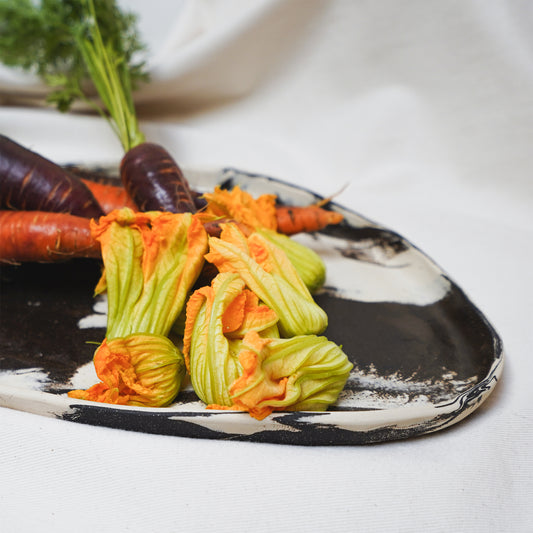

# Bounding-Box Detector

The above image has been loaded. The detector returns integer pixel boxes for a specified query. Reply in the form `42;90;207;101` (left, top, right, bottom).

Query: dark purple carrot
120;143;197;214
190;189;208;211
0;135;104;219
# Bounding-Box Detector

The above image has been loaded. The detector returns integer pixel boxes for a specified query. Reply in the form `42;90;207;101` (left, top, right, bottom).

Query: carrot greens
0;0;147;151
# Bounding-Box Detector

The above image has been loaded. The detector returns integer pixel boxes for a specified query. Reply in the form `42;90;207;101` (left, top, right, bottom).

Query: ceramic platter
0;166;504;445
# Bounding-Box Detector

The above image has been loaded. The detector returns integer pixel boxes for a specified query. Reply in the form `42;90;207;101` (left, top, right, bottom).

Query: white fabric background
0;1;532;531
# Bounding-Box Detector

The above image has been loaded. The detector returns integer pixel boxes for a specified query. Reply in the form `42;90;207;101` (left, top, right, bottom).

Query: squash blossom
202;186;326;291
68;208;207;406
202;185;278;231
183;272;279;406
68;334;185;407
212;330;353;420
92;208;208;338
205;223;328;337
255;228;325;292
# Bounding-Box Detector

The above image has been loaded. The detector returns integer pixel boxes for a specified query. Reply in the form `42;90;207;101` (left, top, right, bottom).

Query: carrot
275;205;344;235
0;210;100;264
80;178;138;213
120;143;197;214
0;135;104;219
0;210;249;264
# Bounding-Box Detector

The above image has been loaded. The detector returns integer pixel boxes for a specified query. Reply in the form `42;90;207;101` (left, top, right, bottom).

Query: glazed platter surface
0;167;504;445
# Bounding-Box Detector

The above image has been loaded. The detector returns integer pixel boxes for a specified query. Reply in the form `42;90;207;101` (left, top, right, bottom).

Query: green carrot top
0;0;148;151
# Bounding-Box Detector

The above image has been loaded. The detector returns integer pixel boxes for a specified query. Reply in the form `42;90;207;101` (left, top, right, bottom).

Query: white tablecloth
1;1;531;531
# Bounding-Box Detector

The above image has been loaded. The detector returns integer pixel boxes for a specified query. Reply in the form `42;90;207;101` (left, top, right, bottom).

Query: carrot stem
75;0;144;152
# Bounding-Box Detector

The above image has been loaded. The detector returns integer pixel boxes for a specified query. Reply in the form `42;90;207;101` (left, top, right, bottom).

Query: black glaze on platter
0;260;103;383
0;260;496;397
61;405;442;445
315;286;496;384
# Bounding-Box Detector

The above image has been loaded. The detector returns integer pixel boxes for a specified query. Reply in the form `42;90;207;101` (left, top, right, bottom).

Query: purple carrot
0;135;104;218
120;142;197;213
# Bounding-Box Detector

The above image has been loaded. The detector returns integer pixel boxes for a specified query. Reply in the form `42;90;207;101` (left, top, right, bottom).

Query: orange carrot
0;210;100;264
80;178;138;213
0;210;248;264
275;205;343;235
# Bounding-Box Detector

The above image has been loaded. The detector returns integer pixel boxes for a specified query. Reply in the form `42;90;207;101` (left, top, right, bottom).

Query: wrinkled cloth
0;1;531;532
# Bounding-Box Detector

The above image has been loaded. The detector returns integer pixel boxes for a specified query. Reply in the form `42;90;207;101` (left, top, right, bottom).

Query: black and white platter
0;167;504;445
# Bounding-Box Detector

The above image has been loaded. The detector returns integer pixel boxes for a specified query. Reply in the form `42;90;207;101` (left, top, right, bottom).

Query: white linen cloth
0;1;531;531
